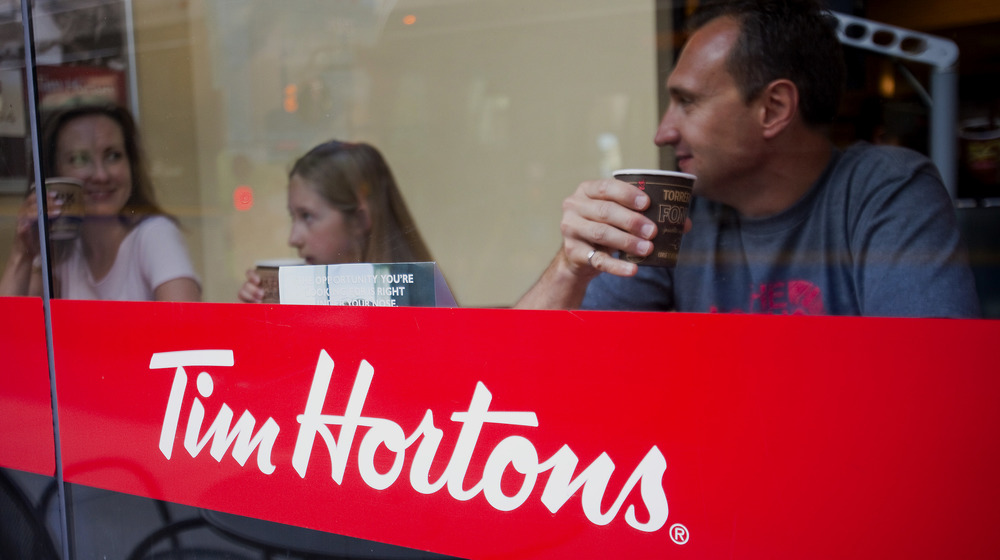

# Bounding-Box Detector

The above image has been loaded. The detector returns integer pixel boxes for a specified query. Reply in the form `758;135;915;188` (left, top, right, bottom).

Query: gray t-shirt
582;143;981;318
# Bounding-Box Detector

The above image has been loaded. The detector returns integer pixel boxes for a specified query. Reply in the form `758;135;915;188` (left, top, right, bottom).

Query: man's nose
654;107;679;146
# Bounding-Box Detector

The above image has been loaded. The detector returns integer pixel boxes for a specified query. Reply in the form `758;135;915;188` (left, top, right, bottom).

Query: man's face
655;16;765;206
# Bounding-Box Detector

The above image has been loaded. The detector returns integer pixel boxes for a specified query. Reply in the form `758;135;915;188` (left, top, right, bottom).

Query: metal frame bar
831;11;960;198
19;1;74;559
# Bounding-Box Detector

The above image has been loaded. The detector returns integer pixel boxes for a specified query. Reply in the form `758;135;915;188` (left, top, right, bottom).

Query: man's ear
758;79;798;139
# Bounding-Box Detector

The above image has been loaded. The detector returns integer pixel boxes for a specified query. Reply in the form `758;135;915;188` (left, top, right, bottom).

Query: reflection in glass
0;468;61;560
0;102;201;301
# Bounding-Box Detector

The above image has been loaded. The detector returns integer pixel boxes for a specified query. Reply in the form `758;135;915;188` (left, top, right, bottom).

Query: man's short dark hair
689;0;846;127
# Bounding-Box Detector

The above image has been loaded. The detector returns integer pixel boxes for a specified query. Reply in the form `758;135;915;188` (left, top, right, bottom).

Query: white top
56;216;200;301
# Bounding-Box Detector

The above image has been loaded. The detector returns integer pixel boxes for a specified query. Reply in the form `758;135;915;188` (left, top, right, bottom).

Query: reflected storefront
2;1;1000;559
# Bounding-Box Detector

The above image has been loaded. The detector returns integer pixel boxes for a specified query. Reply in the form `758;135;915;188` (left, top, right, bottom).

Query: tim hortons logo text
149;349;669;532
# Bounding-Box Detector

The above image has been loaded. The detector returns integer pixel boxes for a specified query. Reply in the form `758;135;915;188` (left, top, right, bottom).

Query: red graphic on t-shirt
749;280;825;315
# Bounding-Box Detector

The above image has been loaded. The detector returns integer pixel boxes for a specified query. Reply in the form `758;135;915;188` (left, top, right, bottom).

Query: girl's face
286;174;367;265
54;114;133;217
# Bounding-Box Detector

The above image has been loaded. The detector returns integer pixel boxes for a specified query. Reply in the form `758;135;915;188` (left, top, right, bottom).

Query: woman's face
54;114;133;217
287;174;365;265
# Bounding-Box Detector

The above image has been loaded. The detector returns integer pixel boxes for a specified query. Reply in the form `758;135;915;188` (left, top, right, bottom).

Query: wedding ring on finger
586;249;597;267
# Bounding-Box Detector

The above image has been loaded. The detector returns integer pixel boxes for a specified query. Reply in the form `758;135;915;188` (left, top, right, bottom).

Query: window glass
1;1;996;312
4;0;662;307
1;1;659;557
3;0;999;556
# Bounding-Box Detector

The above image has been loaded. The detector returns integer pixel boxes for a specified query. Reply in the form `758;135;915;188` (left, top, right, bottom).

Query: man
517;0;979;317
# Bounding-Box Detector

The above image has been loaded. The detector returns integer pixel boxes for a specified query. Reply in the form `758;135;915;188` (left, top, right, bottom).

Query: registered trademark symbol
670;523;689;545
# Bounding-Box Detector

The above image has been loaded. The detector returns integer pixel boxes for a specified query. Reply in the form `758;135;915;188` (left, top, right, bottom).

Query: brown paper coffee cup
44;177;85;241
613;169;696;267
254;259;304;303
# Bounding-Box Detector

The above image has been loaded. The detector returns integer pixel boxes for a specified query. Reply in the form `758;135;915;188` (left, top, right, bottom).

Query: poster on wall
0;0;134;193
0;68;28;193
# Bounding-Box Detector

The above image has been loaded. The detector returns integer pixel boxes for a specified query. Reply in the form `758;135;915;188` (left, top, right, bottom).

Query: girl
238;140;432;303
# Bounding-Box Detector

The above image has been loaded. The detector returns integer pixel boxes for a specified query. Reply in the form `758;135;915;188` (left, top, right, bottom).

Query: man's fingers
579;246;639;277
579;178;650;211
563;212;653;259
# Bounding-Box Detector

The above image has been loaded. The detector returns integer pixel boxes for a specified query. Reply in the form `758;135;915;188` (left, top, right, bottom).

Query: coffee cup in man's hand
613;169;695;267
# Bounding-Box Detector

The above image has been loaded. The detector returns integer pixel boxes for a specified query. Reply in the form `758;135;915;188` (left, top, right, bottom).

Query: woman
238;140;432;303
0;102;201;301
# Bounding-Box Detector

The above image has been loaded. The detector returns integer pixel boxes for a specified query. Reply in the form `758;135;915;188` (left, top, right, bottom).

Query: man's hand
559;177;658;278
516;177;660;309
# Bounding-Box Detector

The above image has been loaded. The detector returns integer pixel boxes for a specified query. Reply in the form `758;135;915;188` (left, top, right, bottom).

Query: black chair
199;509;462;560
125;515;259;560
0;469;60;560
126;504;462;559
956;205;1000;318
